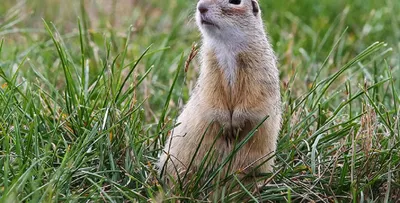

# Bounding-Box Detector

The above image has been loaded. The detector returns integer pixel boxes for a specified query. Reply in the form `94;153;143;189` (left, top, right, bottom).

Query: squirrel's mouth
201;17;219;29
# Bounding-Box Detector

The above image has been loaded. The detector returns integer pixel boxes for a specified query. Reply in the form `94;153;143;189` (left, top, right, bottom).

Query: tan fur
158;0;281;183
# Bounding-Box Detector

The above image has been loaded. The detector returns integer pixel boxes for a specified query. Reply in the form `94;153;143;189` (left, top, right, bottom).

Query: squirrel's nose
198;3;209;14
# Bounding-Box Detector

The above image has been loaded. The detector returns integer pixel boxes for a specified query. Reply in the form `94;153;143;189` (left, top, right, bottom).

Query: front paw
232;109;267;127
205;109;231;129
218;116;232;133
231;110;247;129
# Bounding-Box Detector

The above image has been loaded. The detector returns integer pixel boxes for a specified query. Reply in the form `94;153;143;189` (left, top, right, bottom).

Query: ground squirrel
158;0;281;183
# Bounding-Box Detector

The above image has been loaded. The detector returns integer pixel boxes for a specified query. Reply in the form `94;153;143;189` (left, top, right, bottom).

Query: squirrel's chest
202;48;257;106
215;51;237;85
205;67;252;107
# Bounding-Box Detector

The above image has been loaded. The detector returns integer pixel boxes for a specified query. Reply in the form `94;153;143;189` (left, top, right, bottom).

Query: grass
0;0;399;202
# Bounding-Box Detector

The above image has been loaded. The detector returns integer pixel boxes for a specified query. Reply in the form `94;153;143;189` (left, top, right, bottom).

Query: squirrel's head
196;0;264;44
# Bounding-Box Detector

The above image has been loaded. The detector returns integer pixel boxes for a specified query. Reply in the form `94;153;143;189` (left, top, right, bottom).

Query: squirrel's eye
229;0;241;5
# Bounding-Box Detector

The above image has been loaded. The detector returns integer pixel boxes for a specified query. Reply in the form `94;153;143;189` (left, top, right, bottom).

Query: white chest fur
214;44;238;85
206;37;247;86
202;24;249;85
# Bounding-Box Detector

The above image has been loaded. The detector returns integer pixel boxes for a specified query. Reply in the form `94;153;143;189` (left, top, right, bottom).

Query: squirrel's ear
251;0;259;16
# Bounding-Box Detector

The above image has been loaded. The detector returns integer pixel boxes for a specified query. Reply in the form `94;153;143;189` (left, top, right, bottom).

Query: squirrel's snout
198;3;209;14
